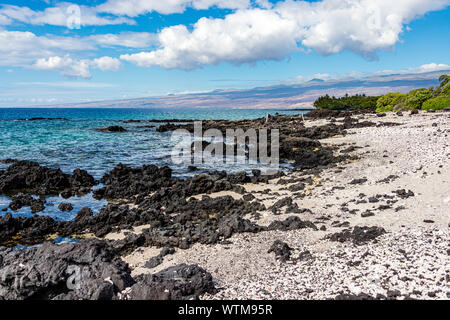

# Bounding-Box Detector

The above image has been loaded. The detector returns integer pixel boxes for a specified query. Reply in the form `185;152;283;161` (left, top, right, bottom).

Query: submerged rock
13;117;69;121
58;202;73;212
96;126;127;132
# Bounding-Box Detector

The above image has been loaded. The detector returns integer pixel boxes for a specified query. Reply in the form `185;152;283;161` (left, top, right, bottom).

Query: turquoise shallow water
0;107;307;220
0;108;306;177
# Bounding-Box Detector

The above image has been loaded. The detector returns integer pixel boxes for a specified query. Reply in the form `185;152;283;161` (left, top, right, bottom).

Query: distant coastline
2;70;444;109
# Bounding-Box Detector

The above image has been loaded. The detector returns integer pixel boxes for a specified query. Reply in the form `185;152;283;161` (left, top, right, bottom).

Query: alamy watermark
1;264;85;292
170;121;280;175
66;5;81;29
66;265;83;290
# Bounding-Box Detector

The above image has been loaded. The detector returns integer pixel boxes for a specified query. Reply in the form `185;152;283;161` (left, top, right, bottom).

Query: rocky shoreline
0;109;449;300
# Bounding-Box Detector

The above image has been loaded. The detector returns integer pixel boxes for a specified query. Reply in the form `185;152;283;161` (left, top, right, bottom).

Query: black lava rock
96;126;127;132
268;240;292;262
368;197;379;203
129;264;216;300
144;247;175;269
349;178;368;185
327;226;386;245
268;216;318;231
0;160;97;196
393;189;415;199
9;193;45;213
0;239;134;300
58;202;73;212
361;211;375;218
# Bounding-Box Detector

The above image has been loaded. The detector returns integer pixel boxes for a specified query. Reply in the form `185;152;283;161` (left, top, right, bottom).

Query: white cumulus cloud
33;55;122;78
0;30;94;66
97;0;251;16
120;0;450;70
92;56;122;71
121;9;299;69
2;0;450;76
0;29;150;77
33;56;92;78
276;0;450;57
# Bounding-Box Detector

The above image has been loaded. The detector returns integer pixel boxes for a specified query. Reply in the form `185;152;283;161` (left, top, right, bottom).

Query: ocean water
0;107;307;220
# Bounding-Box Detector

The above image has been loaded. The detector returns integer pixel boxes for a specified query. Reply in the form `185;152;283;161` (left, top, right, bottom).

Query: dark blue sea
0;108;307;221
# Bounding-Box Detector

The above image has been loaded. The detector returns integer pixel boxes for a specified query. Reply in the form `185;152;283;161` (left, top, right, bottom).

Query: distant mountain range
50;70;446;109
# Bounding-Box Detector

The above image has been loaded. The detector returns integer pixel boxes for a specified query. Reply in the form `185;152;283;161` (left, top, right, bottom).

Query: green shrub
376;92;407;113
404;88;435;109
422;96;450;110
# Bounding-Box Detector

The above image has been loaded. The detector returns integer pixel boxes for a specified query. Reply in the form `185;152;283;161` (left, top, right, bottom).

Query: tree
436;74;450;96
438;74;450;88
404;88;434;110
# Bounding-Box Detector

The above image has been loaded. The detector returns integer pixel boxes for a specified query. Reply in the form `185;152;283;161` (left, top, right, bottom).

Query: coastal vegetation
313;75;450;112
313;93;380;110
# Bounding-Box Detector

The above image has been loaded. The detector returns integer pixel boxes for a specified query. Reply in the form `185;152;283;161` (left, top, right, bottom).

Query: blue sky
0;0;449;107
